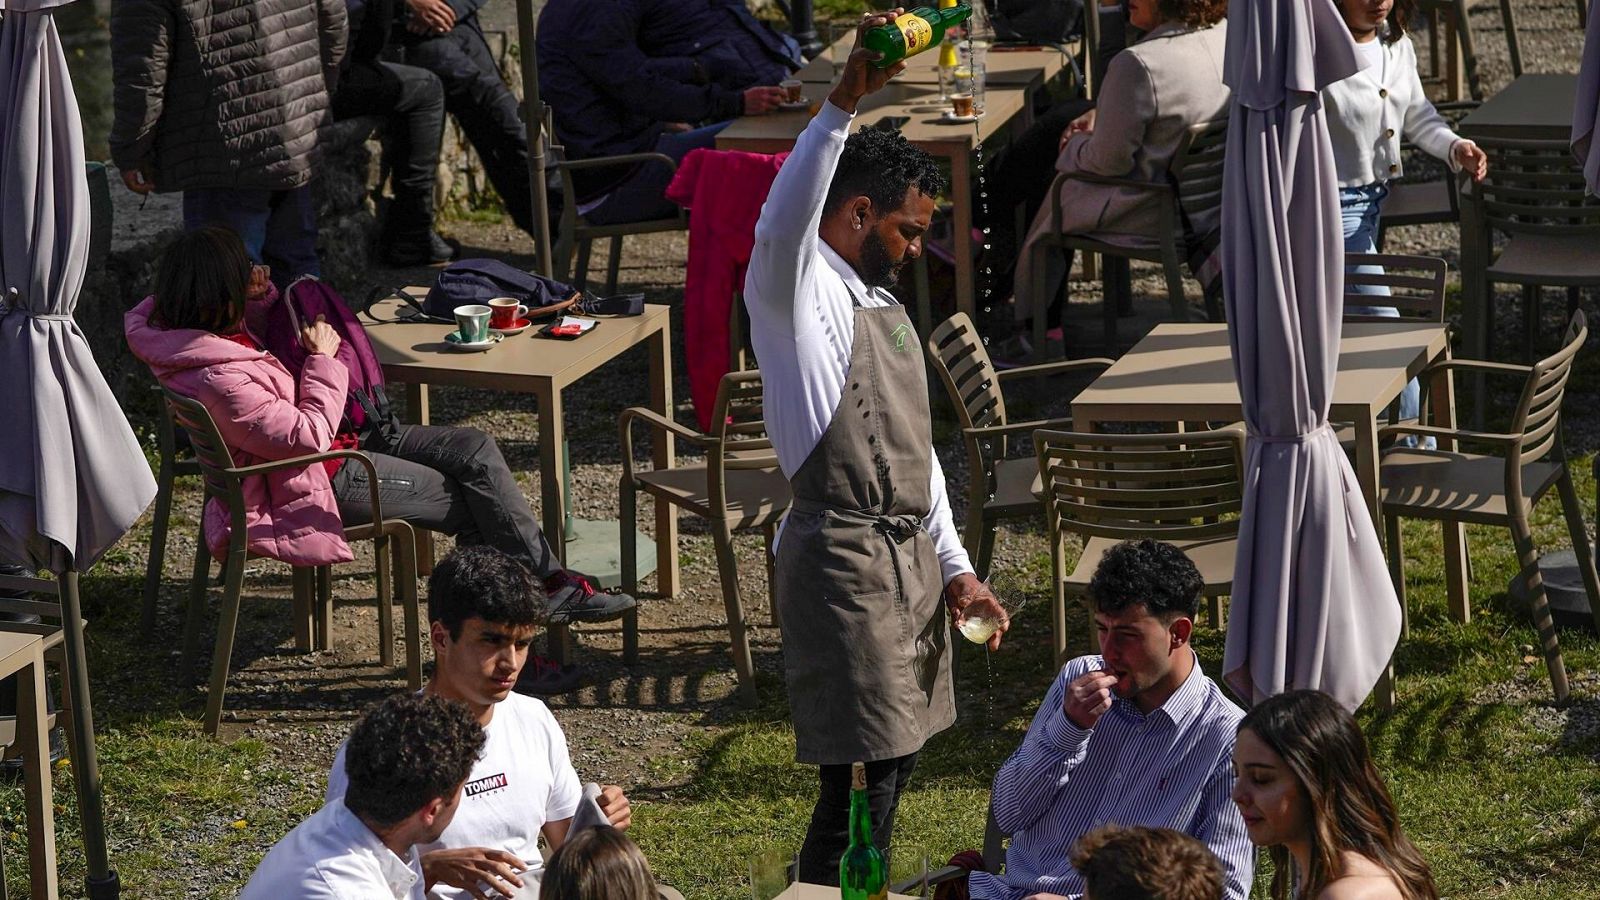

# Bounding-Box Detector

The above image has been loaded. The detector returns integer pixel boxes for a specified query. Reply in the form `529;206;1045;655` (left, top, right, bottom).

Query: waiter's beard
859;229;907;288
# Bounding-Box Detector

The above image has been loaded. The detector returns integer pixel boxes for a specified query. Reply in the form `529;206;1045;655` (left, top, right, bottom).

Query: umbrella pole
60;570;119;899
516;0;553;277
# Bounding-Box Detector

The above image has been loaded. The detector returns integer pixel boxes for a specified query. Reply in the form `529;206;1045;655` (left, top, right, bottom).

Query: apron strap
790;498;923;542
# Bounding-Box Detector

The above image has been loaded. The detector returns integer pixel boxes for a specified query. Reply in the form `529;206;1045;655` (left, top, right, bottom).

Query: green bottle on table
864;4;973;68
839;762;888;900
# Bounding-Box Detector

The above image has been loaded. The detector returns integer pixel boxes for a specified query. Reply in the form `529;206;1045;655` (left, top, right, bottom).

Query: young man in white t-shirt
243;693;485;899
327;545;633;899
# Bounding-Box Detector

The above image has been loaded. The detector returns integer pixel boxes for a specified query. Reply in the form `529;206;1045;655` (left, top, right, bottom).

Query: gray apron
775;289;955;765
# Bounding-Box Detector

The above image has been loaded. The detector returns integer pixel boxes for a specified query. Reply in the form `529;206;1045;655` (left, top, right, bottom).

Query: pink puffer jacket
125;288;355;566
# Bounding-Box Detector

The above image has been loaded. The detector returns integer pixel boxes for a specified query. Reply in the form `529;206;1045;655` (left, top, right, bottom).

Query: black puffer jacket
110;0;349;193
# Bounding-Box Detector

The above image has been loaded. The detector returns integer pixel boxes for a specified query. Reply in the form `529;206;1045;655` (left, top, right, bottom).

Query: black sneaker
514;654;584;696
543;570;637;624
381;231;460;268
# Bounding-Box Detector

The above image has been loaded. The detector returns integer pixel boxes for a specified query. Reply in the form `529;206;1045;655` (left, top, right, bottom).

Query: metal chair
1375;102;1479;249
161;389;424;735
550;144;688;297
1034;427;1247;664
926;313;1112;581
1031;118;1228;355
1343;253;1449;323
141;387;203;638
920;801;1008;894
1417;0;1522;101
1467;138;1600;364
1378;311;1600;702
619;370;790;705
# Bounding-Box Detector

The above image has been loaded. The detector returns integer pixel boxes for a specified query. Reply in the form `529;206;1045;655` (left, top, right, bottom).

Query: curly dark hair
1240;691;1439;900
342;693;485;828
1155;0;1228;29
1072;825;1224;900
824;126;945;218
1086;539;1202;621
427;545;545;639
151;226;251;333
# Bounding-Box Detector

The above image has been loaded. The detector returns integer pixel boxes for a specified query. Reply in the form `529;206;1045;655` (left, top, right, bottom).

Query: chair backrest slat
929;313;1007;432
1173;119;1231;223
1509;311;1586;466
161;388;239;498
1342;253;1447;323
1473;137;1600;237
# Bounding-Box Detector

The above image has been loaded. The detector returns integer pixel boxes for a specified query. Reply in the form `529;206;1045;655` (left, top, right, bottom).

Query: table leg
404;383;436;576
18;648;56;900
1432;352;1472;622
537;382;571;663
1457;175;1490;429
1353;416;1383;530
950;149;975;320
648;327;680;597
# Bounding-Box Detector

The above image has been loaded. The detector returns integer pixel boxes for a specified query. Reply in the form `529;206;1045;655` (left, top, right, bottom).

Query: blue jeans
183;185;320;290
1340;183;1431;449
582;122;731;226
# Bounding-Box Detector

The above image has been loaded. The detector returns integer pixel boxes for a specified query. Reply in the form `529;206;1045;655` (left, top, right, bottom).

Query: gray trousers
330;424;560;578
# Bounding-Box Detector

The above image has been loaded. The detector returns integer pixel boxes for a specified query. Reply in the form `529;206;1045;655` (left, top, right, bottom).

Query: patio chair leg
1051;531;1069;667
375;535;394;669
1207;593;1225;630
315;566;333;652
202;546;249;736
1555;470;1600;635
1509;519;1569;702
975;521;998;585
1385;513;1409;638
1160;252;1188;323
712;519;758;707
574;238;593;294
290;567;314;651
605;235;623;297
181;532;212;672
1498;0;1522;77
394;528;423;690
763;525;778;629
1566;286;1580;322
140;459;175;638
1452;0;1484;100
620;482;640;666
1031;243;1056;363
1521;285;1539;363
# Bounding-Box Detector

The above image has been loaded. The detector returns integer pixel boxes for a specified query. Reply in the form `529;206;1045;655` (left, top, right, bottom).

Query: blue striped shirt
969;654;1255;900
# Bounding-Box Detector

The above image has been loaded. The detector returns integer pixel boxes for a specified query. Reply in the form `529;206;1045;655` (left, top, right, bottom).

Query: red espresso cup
489;297;529;330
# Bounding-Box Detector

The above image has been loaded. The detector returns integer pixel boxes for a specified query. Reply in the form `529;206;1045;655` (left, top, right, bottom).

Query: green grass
2;447;1595;896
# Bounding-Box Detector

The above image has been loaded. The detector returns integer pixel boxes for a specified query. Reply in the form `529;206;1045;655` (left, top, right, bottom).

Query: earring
854;222;862;230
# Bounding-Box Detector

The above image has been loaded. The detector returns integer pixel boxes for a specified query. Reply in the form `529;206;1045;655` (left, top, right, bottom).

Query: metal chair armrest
920;865;969;889
231;449;387;527
965;417;1080;440
1417;358;1533;379
995;357;1115;383
1377;423;1521;447
618;407;708;481
1049;169;1172;233
554;153;679;173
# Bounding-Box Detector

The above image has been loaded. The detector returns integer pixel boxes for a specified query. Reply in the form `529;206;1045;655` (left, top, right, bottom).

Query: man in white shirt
742;9;1009;884
327;545;632;899
241;693;485;900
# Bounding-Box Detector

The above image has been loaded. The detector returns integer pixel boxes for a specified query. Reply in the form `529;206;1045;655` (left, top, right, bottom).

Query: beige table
0;633;57;899
772;885;918;900
719;80;1032;320
1069;323;1455;528
364;297;679;656
796;33;1072;94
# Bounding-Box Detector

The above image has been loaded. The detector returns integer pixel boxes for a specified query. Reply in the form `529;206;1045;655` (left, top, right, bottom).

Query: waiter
743;10;1010;883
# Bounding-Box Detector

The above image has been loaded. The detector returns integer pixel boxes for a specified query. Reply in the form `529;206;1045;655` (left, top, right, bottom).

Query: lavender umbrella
1;0;153;894
1576;0;1600;196
1218;0;1401;710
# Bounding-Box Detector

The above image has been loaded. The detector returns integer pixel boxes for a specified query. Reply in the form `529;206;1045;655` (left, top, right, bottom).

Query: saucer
445;331;500;351
940;110;985;123
778;99;811;111
490;317;533;336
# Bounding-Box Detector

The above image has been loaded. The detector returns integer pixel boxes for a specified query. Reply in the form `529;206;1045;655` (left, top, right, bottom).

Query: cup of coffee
488;297;529;330
780;79;804;104
453;304;492;343
951;93;975;118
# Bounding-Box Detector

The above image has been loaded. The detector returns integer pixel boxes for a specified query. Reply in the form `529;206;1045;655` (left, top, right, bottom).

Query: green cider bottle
864;4;973;68
839;762;888;900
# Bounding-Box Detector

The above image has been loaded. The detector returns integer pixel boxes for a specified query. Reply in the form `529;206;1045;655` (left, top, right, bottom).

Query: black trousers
797;752;919;885
401;16;537;235
333;60;447;243
330;423;561;579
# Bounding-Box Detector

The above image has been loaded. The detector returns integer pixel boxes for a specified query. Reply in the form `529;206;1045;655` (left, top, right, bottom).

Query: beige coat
1015;20;1230;320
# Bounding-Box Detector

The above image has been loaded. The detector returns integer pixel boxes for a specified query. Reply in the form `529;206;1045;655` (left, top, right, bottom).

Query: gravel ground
118;0;1599;892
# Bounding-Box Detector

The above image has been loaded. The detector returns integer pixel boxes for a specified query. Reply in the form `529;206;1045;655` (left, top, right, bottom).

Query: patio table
770;885;920;900
718;80;1033;322
0;632;56;899
1455;73;1580;424
795;33;1071;104
363;296;679;660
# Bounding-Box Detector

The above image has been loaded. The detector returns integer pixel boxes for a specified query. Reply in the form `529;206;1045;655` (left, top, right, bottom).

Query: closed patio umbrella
1;0;155;895
1218;0;1401;710
1576;0;1600;196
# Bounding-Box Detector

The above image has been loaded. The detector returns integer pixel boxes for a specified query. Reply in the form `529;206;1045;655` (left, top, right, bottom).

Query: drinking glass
748;848;797;900
955;581;1019;644
888;845;931;897
957;40;989;113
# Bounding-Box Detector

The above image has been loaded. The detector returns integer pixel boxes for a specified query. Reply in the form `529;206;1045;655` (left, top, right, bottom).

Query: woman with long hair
1232;690;1438;900
541;826;658;900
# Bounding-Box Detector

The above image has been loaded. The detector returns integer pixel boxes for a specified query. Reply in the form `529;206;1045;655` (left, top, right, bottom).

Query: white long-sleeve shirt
1322;33;1464;188
743;100;972;584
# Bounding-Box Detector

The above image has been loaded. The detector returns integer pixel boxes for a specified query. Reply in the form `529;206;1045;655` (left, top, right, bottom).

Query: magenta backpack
261;276;403;452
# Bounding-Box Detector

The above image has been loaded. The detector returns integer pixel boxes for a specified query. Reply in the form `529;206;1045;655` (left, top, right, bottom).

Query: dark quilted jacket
110;0;349;193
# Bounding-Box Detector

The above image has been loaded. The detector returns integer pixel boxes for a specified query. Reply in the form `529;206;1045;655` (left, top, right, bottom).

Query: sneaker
988;333;1034;369
381;231;460;268
543;570;638;624
515;654;584;696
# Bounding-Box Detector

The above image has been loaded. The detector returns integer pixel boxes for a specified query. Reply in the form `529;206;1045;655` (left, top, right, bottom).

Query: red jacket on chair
665;147;788;430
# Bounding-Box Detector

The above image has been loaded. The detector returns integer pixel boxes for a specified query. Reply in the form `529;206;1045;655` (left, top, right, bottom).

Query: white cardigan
1321;34;1463;188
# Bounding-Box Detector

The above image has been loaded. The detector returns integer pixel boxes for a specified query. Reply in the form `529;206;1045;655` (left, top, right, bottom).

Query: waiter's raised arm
746;10;908;334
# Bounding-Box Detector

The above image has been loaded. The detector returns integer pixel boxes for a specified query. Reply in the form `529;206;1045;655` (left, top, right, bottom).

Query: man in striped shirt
967;539;1254;900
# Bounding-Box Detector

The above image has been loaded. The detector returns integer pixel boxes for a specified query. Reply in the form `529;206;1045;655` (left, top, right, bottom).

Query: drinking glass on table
887;845;931;898
748;848;797;900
